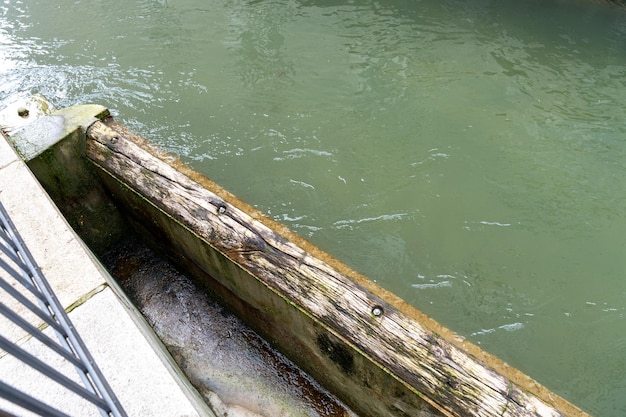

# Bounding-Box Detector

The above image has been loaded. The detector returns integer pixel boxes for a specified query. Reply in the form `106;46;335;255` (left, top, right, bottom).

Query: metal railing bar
0;380;71;417
0;257;44;300
0;236;26;268
43;331;113;417
18;282;122;417
0;207;52;302
3;274;124;410
0;202;128;417
0;334;109;410
0;301;86;370
0;221;20;246
51;337;113;417
0;213;109;414
0;209;41;275
0;278;65;334
40;311;126;417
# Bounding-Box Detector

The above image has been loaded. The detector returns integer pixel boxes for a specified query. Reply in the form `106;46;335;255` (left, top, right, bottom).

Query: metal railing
0;201;127;417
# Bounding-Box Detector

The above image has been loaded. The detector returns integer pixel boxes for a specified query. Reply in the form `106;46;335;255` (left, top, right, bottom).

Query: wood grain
86;120;579;417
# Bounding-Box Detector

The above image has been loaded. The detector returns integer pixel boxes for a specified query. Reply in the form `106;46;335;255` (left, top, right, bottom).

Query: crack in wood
83;119;578;417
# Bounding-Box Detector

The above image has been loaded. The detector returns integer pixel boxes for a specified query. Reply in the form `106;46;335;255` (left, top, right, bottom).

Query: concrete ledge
0;135;212;416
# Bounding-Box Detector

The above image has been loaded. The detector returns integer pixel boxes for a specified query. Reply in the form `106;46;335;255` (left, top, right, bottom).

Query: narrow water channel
2;1;626;416
101;236;356;417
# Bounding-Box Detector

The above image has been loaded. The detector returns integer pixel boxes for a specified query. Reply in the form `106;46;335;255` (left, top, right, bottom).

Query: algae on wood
85;119;590;417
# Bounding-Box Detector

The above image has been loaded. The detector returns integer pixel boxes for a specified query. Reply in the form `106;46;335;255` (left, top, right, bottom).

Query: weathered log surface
85;119;590;417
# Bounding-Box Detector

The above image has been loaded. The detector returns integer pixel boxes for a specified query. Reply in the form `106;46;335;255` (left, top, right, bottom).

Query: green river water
2;0;626;415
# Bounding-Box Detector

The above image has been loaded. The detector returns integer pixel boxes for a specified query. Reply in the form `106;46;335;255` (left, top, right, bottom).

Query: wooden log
85;119;590;417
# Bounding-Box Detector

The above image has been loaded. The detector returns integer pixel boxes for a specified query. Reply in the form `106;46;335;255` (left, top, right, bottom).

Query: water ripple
333;213;409;229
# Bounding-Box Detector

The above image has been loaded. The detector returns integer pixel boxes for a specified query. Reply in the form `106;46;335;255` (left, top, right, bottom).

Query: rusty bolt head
17;107;29;118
